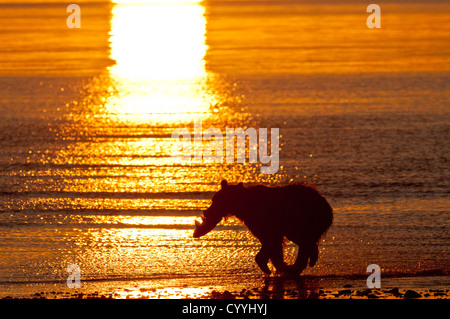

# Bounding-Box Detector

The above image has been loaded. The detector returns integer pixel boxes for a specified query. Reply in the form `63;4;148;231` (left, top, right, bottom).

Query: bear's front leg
255;248;271;274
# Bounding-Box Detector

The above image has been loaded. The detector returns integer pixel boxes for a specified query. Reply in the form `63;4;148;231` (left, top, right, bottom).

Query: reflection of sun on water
56;2;277;285
58;0;280;196
107;0;216;124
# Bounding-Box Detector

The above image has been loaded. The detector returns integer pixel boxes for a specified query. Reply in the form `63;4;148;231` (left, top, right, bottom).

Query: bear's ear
221;180;228;189
237;182;244;189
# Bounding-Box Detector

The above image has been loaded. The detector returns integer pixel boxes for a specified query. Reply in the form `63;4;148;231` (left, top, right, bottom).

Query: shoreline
1;288;448;300
1;275;448;300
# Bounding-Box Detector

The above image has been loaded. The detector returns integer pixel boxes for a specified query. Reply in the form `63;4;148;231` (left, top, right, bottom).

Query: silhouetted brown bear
194;180;333;275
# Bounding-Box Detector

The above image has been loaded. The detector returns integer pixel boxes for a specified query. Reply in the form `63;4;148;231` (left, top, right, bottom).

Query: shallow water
0;0;449;297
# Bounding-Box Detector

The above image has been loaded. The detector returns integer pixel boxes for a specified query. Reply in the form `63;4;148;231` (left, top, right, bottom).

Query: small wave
0;191;215;200
0;2;110;9
299;269;450;280
1;269;448;286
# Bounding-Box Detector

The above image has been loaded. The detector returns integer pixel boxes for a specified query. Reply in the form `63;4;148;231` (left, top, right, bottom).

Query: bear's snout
193;214;221;238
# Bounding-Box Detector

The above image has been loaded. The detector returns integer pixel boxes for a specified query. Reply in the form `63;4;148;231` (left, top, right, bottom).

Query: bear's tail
309;196;333;268
316;196;334;239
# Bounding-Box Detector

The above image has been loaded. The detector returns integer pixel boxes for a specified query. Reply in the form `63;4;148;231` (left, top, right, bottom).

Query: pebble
211;290;236;299
404;290;421;299
343;284;353;288
6;285;450;300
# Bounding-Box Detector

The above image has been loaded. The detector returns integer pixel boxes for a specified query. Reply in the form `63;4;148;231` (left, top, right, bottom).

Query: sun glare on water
106;0;216;124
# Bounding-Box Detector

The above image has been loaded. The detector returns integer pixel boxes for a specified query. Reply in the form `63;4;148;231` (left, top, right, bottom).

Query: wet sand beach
0;0;449;300
1;272;449;299
2;284;449;300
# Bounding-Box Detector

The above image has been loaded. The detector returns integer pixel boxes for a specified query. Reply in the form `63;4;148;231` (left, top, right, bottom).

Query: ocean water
0;0;449;297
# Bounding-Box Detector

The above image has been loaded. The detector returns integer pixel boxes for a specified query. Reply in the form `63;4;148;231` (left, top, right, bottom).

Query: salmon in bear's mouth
193;215;220;238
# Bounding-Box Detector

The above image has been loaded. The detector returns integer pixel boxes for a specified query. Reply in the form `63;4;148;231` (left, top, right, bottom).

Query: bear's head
193;180;244;238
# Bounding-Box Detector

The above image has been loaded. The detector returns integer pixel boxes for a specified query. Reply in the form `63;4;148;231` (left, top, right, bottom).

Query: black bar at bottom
0;299;447;317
